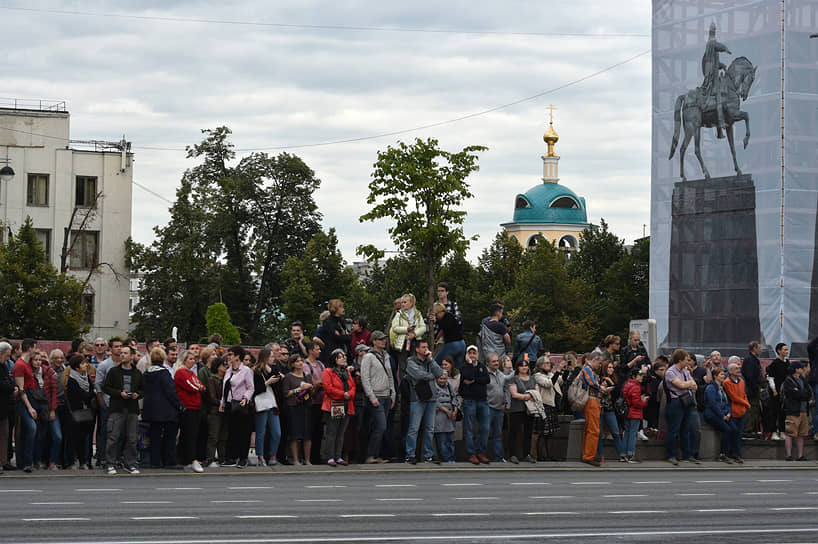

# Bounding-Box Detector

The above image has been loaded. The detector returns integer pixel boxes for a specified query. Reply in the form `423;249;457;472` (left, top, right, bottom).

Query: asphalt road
2;467;818;543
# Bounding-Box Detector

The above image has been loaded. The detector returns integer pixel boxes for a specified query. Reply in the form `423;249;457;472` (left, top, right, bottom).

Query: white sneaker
106;466;117;475
191;461;204;473
637;430;649;441
208;461;220;468
124;465;140;474
773;432;784;441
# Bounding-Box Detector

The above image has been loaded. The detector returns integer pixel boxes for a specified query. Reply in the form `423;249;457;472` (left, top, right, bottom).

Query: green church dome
509;183;588;225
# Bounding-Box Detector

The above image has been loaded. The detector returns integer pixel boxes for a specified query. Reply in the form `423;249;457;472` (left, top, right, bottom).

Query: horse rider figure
701;22;731;139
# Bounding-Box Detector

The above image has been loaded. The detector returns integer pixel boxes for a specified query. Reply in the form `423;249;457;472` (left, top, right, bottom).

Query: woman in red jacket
621;369;649;463
175;350;205;472
322;349;356;466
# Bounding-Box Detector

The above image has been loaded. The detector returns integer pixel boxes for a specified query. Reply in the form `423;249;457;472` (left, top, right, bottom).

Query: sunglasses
95;343;106;347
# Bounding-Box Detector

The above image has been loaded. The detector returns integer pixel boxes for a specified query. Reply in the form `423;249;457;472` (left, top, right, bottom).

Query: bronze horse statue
669;56;757;181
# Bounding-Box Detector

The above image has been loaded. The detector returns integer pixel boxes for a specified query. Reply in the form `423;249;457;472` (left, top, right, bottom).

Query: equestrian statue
668;22;757;181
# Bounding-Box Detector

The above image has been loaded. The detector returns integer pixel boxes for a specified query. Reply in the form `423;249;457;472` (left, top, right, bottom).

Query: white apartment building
0;99;133;339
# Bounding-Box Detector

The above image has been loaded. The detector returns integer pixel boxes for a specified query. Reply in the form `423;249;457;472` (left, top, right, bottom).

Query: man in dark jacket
460;346;491;465
766;343;790;440
405;340;443;464
781;361;813;461
741;341;764;435
102;356;144;475
0;342;14;474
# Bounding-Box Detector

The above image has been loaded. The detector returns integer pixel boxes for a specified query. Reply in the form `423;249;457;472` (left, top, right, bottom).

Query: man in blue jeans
405;340;443;464
360;331;396;464
460;345;491;464
486;352;511;462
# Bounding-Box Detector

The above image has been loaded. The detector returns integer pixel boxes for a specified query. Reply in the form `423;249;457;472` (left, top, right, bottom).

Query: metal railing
0;98;67;112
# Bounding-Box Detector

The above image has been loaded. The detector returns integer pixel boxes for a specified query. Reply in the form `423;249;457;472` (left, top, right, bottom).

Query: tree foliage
359;138;486;309
129;127;322;343
0;217;86;338
206;302;241;345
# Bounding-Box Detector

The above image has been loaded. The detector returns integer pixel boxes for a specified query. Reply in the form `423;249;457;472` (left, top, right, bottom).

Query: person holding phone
101;347;144;475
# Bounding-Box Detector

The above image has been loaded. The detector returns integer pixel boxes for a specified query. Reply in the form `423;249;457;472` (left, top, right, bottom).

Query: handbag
330;400;346;419
414;379;434;401
26;389;50;424
70;407;95;425
679;391;694;409
254;386;276;413
294;388;311;405
614;396;628;417
230;399;250;415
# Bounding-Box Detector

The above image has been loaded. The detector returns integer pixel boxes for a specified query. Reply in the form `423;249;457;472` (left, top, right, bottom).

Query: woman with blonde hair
390;294;426;376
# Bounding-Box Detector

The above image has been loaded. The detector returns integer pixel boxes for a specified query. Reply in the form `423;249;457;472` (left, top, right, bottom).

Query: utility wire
133;181;173;204
0;49;648;153
0;5;649;38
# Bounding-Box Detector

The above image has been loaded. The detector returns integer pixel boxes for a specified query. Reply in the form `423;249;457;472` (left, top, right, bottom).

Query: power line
133;181;173;204
0;5;649;38
0;49;648;153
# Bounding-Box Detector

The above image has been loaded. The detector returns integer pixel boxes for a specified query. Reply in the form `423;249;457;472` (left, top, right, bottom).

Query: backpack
567;371;589;412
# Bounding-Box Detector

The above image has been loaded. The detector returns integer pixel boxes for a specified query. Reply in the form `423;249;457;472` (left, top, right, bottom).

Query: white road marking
156;487;202;490
339;514;396;518
442;483;482;486
132;516;199;520
121;501;173;504
19;527;818;542
306;485;347;488
376;498;423;501
772;507;818;511
677;493;715;496
603;494;648;498
699;508;745;512
694;480;733;484
375;484;416;487
608;510;667;514
806;492;818;495
757;479;791;483
433;513;489;517
742;492;785;496
23;517;89;521
529;495;574;499
211;500;262;503
296;499;342;502
0;489;41;493
228;486;274;490
30;501;84;505
525;512;579;515
236;515;298;519
75;488;121;492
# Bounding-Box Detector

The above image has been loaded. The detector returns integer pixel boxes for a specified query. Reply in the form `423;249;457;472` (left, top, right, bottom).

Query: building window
68;230;99;270
75;176;98;207
527;234;544;248
34;228;51;261
550;196;579;209
27;174;49;206
515;196;531;209
80;293;94;325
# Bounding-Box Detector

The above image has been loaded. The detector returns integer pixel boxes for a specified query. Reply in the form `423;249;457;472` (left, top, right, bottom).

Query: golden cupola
542;105;560;183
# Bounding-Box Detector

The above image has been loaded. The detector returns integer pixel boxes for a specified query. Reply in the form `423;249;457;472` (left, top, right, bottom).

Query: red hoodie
174;367;204;410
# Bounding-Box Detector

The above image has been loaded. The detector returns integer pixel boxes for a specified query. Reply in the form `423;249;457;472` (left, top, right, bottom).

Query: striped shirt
581;364;602;399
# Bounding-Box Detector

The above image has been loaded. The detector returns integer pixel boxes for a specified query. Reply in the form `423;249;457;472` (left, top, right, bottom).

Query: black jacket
66;374;96;412
781;375;813;416
0;364;14;420
459;362;490;401
103;365;144;415
741;354;763;398
808;337;818;385
319;314;351;363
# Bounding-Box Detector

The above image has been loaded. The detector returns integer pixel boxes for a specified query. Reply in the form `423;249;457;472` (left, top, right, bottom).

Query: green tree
0;217;86;338
566;219;626;296
506;239;597;352
206;302;241;345
359;138;486;310
597;236;650;337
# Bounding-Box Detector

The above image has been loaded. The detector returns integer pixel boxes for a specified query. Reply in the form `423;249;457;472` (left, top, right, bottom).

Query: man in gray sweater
405;339;444;464
361;331;396;464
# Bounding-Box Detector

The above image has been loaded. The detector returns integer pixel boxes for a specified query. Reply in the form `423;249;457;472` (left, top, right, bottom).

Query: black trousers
226;410;252;462
178;409;200;465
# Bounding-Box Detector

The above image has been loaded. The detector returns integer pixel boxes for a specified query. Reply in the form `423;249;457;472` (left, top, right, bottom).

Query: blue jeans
461;399;490;455
254;409;281;460
704;413;734;455
598;410;625;457
96;404;109;463
435;432;455;461
35;411;63;465
731;416;745;457
664;398;692;459
812;385;818;435
489;407;505;461
406;400;437;459
435;340;466;370
17;400;38;469
622;418;640;457
367;397;391;458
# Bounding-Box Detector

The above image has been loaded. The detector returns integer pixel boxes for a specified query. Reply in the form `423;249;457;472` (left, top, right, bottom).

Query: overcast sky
3;1;651;263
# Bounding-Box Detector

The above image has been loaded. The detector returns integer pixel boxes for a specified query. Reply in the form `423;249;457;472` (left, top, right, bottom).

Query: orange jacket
723;376;751;418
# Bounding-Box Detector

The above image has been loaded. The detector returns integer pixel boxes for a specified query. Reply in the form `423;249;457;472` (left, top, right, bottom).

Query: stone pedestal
661;175;763;355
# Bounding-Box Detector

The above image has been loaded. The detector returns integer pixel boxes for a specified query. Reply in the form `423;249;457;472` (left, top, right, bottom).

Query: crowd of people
0;283;815;474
